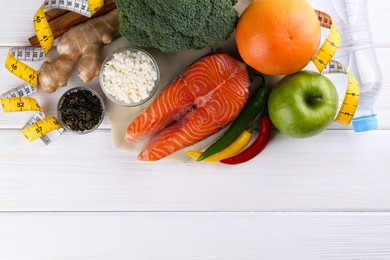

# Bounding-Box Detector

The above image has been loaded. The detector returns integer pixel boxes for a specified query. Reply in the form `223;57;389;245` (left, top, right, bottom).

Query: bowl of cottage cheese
100;48;160;107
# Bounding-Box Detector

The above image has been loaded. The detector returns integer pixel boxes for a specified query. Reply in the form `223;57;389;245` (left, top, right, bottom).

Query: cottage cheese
102;49;158;104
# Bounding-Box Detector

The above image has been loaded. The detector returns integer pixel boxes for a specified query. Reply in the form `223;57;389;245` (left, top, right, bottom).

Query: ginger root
39;9;119;93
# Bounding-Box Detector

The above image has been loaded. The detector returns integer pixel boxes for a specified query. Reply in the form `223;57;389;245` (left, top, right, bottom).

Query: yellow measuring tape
0;97;42;112
33;0;104;55
1;0;104;143
5;51;39;88
323;60;360;123
0;94;64;143
21;115;62;142
23;111;64;145
312;10;360;125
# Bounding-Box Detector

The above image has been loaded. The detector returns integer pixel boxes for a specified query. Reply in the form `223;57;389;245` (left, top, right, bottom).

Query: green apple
268;70;339;138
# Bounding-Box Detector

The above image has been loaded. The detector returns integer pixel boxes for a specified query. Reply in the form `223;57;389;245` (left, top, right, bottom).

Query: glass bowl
57;86;105;134
99;47;160;107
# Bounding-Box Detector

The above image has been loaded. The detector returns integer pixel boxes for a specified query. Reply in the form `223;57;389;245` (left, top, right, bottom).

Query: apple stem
306;95;323;105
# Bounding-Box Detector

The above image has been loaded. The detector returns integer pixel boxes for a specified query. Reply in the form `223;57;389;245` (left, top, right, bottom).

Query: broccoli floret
115;0;238;52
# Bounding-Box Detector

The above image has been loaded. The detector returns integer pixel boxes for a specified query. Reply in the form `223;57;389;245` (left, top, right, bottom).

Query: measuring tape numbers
5;48;41;88
0;97;42;113
34;0;104;55
312;10;360;125
0;82;38;98
0;90;62;143
312;10;340;72
22;113;64;143
6;0;104;82
1;0;104;144
323;60;360;124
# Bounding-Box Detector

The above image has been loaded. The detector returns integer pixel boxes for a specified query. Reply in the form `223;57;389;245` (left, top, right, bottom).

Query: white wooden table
0;1;389;259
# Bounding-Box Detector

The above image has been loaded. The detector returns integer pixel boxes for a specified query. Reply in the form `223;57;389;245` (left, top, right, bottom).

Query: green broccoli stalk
115;0;238;52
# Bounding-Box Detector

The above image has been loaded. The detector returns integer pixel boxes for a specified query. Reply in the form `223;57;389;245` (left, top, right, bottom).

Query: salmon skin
126;53;250;161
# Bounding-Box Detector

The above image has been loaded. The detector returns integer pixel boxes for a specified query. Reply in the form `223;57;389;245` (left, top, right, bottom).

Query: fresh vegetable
115;0;239;52
220;115;272;165
39;9;119;93
186;126;253;162
197;76;267;161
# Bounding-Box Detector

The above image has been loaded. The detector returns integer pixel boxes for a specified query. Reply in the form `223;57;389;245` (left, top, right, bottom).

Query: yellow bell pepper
186;129;253;162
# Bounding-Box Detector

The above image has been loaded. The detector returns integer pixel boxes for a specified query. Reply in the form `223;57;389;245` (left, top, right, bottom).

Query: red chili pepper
220;115;272;165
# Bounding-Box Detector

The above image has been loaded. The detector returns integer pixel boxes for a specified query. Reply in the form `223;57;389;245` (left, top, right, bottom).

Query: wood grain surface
1;212;390;260
0;0;389;259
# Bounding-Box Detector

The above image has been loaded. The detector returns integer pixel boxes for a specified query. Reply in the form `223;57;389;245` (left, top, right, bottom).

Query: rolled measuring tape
1;0;104;144
0;94;64;144
312;10;360;125
322;60;360;123
0;97;42;113
22;112;63;144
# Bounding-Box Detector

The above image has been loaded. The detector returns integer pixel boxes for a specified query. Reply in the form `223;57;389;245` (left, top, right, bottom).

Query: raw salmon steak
126;53;250;161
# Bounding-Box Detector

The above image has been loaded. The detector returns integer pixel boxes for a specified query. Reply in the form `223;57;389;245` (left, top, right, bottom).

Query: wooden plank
369;0;390;47
0;212;389;259
0;129;389;211
0;0;42;46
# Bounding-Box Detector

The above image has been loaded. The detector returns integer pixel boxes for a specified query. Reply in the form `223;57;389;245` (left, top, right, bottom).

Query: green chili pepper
197;75;268;161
